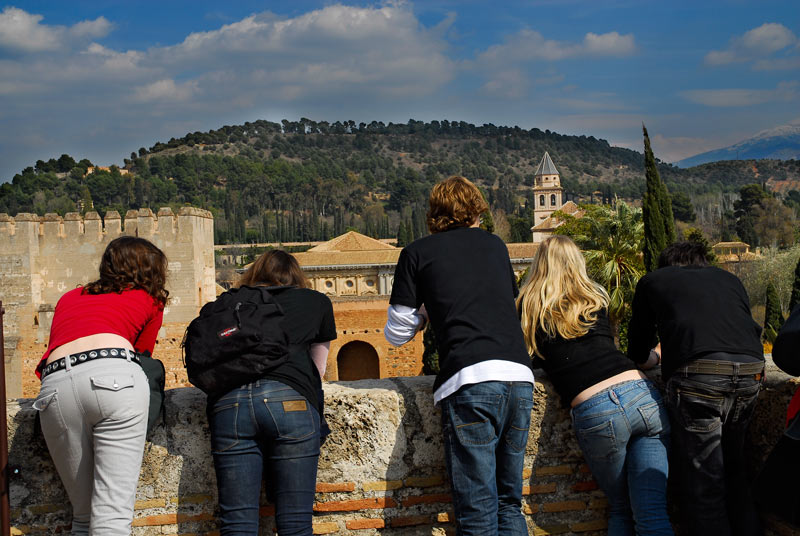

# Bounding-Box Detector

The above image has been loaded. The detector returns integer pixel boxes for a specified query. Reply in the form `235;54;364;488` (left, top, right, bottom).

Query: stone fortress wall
0;209;424;398
0;207;216;398
6;365;797;535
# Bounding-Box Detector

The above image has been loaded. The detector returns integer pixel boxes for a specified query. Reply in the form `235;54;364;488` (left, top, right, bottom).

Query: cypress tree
790;256;800;312
396;221;407;247
642;124;676;272
764;282;784;343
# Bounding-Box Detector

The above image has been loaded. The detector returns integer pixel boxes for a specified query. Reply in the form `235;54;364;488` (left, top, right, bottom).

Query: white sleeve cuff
384;304;425;347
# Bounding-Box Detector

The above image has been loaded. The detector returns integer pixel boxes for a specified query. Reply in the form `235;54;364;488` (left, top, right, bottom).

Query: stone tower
532;152;564;225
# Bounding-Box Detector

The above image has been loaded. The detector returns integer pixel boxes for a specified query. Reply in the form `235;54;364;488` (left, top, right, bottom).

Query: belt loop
732;362;739;382
64;352;72;371
126;348;133;362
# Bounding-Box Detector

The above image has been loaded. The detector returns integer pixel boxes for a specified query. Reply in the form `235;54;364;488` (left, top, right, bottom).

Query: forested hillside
2;119;799;244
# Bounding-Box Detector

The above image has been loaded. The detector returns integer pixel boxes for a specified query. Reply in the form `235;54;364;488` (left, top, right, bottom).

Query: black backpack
182;285;290;396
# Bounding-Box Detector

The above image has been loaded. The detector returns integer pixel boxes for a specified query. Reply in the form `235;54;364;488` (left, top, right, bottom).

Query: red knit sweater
37;287;164;378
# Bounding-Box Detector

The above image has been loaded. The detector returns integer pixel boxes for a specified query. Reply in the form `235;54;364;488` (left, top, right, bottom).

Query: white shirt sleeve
384;304;426;347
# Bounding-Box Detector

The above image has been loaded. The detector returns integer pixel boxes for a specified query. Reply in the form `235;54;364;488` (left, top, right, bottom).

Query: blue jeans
440;381;534;536
666;366;763;536
209;380;320;536
570;379;672;536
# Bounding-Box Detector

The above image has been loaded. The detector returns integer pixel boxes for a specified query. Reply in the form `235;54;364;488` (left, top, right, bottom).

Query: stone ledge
6;364;797;535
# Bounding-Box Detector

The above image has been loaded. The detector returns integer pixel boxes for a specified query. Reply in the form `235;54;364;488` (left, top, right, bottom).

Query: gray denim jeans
34;357;149;535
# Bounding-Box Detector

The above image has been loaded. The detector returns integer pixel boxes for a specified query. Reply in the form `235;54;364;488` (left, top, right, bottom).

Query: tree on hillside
790;256;800;312
764;281;784;343
671;191;696;222
734;184;769;247
753;197;796;249
642;125;675;272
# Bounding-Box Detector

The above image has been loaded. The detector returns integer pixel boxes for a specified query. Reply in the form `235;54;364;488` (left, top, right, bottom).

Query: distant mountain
676;125;800;168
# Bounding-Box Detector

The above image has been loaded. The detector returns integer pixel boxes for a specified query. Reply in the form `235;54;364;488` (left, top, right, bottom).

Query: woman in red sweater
33;236;168;536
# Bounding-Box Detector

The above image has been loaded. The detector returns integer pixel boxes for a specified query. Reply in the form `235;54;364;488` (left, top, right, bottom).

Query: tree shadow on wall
8;399;74;533
147;387;223;535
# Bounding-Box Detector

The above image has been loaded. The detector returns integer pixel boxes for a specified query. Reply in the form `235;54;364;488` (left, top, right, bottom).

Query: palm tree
553;201;645;341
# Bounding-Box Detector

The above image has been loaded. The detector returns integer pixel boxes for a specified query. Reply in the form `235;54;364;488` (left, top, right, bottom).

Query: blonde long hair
517;235;609;358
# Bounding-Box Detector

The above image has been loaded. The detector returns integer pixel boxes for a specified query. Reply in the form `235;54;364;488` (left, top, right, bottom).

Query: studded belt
39;347;141;380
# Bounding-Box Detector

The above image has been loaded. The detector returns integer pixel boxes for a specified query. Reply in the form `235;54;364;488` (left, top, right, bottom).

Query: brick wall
7;363;797;535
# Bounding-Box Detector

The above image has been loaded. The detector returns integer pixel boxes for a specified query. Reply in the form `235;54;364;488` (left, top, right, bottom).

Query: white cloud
0;7;60;52
134;79;198;102
69;17;112;39
583;32;636;56
476;28;636;65
0;6;111;53
705;22;798;66
680;81;799;107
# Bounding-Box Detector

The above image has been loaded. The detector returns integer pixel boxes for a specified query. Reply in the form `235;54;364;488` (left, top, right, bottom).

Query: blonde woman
518;235;672;536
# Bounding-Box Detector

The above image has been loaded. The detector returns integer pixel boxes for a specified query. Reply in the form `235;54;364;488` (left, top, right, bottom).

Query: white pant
34;358;149;535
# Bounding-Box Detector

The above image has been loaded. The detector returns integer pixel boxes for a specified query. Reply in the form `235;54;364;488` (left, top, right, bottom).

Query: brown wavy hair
427;176;489;234
238;250;310;288
83;236;169;305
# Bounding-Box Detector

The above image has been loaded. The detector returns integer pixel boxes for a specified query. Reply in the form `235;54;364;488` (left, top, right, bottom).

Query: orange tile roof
532;202;584;231
506;243;538;259
308;231;396;252
295;231;400;267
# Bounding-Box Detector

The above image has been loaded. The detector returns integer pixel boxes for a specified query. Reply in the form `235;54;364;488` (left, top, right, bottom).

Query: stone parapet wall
7;363;798;535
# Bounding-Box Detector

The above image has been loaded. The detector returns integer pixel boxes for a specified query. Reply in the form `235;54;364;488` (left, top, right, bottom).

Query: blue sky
1;1;798;181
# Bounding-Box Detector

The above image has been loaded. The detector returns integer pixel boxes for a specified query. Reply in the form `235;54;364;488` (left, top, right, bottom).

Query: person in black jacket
627;241;764;536
209;250;336;535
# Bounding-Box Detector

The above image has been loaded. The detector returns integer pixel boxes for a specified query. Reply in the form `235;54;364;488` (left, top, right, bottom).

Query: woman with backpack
517;235;672;535
32;236;168;535
209;250;336;535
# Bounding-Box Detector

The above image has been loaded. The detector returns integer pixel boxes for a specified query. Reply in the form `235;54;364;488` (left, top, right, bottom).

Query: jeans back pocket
265;398;316;441
505;397;533;452
33;389;68;438
448;394;500;447
575;419;619;460
210;402;240;453
670;386;724;433
91;374;141;421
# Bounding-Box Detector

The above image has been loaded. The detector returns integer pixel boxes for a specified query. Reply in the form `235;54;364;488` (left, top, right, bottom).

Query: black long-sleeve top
773;304;800;376
534;309;635;407
627;265;763;380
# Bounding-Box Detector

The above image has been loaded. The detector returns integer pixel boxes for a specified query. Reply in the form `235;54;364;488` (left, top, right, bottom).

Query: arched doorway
337;341;380;381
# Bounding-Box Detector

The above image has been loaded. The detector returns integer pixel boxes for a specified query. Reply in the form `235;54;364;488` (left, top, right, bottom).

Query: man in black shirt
386;176;534;536
628;241;764;536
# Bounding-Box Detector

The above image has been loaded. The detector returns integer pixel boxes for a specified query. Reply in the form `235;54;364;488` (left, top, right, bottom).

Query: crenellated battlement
0;206;216;398
0;207;212;248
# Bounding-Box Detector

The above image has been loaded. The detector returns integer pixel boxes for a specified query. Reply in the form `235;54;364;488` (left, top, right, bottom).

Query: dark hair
427;176;489;234
238;250;310;288
658;241;710;268
83;236;169;305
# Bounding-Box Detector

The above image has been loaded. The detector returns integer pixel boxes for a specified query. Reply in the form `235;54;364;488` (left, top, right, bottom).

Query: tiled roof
506;243;538;260
531;201;583;231
295;231;400;267
712;241;750;248
294;249;402;267
534;152;559;176
308;231;396;252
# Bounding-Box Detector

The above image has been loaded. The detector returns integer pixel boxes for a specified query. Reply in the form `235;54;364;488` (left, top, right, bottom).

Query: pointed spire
534;152;559;176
